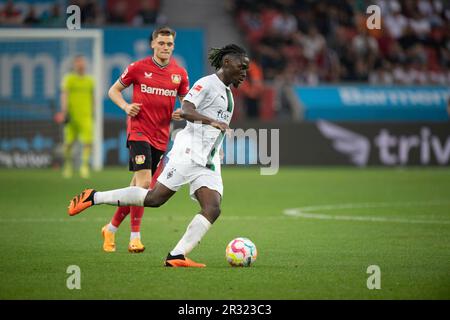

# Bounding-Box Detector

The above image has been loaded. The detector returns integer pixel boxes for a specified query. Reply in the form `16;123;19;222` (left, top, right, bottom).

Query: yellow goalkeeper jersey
61;72;95;122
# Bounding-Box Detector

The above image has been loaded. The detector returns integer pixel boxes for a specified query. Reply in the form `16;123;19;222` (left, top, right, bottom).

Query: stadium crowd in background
230;0;450;86
2;0;449;86
2;0;449;121
0;0;166;27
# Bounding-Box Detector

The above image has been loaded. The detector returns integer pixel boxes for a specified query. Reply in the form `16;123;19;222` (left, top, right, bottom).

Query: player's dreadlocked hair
208;44;247;70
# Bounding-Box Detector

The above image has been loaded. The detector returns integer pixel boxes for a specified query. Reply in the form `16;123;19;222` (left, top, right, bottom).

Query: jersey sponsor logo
135;155;146;165
144;72;152;78
217;110;231;122
140;84;177;97
193;84;203;92
171;74;181;84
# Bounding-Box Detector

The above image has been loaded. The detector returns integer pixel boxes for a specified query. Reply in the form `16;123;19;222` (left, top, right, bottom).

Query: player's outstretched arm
181;101;229;131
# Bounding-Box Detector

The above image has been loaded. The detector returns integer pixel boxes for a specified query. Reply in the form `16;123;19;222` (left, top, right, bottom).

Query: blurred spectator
257;29;287;80
352;29;379;59
369;61;394;85
0;0;22;25
271;8;297;37
239;6;265;45
107;0;129;24
133;0;161;26
238;59;265;118
23;5;40;25
41;3;65;27
300;26;326;61
273;64;302;121
297;61;320;86
384;2;408;39
73;0;103;25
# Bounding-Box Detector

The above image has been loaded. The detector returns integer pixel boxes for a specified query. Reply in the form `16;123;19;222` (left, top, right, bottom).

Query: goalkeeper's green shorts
64;119;93;144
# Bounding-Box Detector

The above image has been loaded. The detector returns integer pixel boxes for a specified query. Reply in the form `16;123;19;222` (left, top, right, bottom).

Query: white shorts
157;159;223;201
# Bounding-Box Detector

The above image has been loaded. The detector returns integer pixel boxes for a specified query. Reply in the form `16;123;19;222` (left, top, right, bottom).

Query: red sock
130;206;144;232
111;206;130;228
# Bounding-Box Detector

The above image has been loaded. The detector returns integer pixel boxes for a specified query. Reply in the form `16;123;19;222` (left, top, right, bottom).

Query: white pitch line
0;215;285;224
283;201;450;225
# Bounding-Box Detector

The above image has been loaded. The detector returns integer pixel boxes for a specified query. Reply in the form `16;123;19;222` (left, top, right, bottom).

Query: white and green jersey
169;73;234;172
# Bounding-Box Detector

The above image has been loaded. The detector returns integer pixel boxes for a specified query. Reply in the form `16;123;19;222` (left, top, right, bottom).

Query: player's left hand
171;109;183;121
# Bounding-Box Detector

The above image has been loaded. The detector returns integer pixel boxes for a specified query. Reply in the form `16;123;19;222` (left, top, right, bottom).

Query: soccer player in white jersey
68;44;250;267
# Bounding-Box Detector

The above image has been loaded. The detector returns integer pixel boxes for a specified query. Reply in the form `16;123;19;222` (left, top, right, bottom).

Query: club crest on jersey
144;72;152;78
135;155;146;165
171;74;181;84
167;168;176;179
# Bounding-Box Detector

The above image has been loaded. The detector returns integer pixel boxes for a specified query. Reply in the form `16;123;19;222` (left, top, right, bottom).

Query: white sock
130;232;140;240
107;223;118;233
93;186;147;206
170;214;212;257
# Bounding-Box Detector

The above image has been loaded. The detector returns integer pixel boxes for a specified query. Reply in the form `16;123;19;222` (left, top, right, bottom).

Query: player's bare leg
164;187;221;268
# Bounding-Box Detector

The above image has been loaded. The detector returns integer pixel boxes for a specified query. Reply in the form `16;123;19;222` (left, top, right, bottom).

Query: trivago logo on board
318;121;450;166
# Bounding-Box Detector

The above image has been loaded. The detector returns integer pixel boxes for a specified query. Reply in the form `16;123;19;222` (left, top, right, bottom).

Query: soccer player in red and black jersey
102;26;189;253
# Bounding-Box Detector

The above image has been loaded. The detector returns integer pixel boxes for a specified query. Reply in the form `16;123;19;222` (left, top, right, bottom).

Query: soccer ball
225;237;257;267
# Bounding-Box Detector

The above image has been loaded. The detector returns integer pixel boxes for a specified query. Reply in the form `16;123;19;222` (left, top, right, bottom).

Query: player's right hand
210;121;230;132
54;112;67;124
124;103;142;117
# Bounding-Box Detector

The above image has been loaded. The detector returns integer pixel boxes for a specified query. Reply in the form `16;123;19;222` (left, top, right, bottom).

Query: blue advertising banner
0;27;205;166
294;86;450;121
0;27;205;119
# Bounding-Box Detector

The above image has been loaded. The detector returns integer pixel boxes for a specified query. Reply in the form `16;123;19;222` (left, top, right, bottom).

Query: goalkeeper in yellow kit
56;55;95;178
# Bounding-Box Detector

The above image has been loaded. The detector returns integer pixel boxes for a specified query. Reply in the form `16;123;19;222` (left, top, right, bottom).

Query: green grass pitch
0;167;449;299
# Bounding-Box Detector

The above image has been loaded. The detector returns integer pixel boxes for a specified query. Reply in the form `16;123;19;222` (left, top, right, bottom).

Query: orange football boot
68;189;96;216
164;253;206;268
101;225;116;252
128;238;145;253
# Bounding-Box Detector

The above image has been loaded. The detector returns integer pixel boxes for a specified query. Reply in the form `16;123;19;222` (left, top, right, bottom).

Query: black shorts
127;140;164;173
